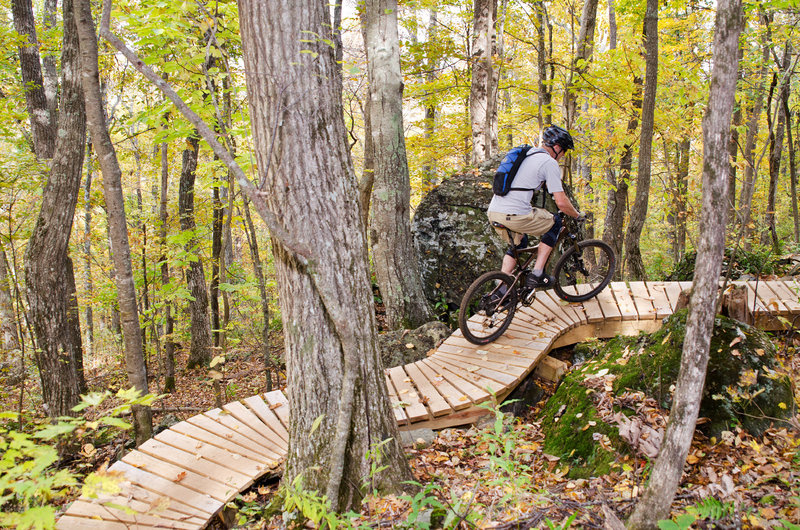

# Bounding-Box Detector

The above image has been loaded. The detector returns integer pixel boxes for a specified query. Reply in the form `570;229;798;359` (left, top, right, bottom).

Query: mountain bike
458;212;616;345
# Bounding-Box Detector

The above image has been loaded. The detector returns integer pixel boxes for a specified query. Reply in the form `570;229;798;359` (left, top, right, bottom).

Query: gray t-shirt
487;148;564;215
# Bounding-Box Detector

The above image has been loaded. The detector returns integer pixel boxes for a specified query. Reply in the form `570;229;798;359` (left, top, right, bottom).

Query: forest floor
3;320;799;528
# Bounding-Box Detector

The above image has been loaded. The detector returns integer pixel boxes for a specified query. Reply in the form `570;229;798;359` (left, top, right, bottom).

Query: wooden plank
413;358;473;411
593;283;622;321
576;289;605;323
629;281;657;320
433;342;533;369
447;329;553;352
403;362;453;417
263;391;290;431
170;420;278;465
534;356;569;382
516;304;565;335
154;429;266;478
425;356;503;397
539;290;582;329
546;289;588;325
662;281;685;311
384;372;410;425
64;499;203;529
756;281;791;314
243;395;290;443
645;282;673;319
57;515;130;529
526;295;572;330
387;366;430;422
203;408;279;451
122;449;235;502
743;281;770;313
186;414;282;462
434;351;520;386
136;437;250;489
766;280;800;311
110;461;224;515
419;358;489;406
222;401;288;451
609;282;638;320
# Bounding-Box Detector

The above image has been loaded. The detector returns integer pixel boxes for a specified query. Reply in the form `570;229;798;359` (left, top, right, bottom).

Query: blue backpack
492;145;547;196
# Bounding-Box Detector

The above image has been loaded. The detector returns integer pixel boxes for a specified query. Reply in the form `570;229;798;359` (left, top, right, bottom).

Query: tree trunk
0;247;20;352
469;0;496;163
238;0;413;511
788;98;799;244
623;0;658;281
760;42;792;250
211;177;223;347
667;140;690;263
533;0;551;128
11;0;56;158
737;14;772;246
82;141;94;357
626;0;742;525
24;0;87;417
178;135;212;369
563;0;599;130
364;0;433;330
421;9;439;184
242;196;272;391
159;139;176;392
74;0;152;445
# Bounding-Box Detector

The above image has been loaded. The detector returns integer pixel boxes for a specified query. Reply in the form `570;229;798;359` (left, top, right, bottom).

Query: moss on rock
539;310;793;477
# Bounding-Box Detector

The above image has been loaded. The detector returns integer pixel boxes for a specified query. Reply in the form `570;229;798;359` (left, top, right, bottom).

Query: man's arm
552;191;582;218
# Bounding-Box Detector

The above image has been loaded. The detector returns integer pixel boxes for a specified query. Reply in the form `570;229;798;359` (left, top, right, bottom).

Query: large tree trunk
626;0;742;526
74;0;152;445
364;0;432;330
623;0;658;281
238;0;413;511
178;135;212;369
469;0;496;163
11;0;56;158
24;0;87;417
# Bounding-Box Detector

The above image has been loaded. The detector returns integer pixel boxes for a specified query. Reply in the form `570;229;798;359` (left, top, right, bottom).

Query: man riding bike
487;125;584;289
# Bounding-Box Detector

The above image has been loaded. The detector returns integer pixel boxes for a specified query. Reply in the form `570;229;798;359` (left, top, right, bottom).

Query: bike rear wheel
553;239;615;303
458;271;518;345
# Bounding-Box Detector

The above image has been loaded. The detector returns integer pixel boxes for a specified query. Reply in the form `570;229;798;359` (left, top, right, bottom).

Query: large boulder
411;163;504;312
411;158;579;312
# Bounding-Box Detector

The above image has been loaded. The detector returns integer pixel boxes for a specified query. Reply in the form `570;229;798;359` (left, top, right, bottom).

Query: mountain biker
487;125;584;289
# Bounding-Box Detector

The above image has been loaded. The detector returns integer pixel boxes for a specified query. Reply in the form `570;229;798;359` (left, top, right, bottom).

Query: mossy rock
539;310;793;477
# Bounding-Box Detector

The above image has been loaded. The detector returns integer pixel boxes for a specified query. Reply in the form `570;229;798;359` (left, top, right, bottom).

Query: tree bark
364;0;433;330
24;0;87;417
159;138;176;392
667;140;690;263
563;0;599;130
178;135;212;369
74;0;152;445
0;247;20;352
533;0;551;128
626;0;742;525
469;0;496;163
737;13;772;245
242;196;272;391
11;0;56;158
82;142;94;357
788;99;799;244
238;0;413;511
623;0;658;281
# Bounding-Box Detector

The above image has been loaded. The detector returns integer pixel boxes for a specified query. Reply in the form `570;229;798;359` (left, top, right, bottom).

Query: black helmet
541;125;574;151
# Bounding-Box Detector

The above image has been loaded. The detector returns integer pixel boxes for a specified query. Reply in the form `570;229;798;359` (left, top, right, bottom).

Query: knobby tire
458;271;517;345
553;239;615;303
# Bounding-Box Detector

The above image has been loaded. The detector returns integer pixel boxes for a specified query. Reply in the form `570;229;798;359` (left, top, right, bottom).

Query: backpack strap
507;149;549;192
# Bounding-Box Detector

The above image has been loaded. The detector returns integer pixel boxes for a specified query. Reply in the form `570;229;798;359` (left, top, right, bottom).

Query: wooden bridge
56;280;800;529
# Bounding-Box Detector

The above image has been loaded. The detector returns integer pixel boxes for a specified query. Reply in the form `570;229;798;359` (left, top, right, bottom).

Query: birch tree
626;0;743;524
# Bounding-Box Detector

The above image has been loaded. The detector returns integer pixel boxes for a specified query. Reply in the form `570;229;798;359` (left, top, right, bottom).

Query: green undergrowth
539;309;795;478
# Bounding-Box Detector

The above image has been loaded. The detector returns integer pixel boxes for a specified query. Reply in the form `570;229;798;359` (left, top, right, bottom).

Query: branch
97;0;312;262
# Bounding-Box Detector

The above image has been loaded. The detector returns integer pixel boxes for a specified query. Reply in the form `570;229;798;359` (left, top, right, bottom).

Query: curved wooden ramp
57;280;800;529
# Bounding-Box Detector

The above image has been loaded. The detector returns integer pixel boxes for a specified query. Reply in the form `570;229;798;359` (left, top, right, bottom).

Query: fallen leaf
175;471;187;482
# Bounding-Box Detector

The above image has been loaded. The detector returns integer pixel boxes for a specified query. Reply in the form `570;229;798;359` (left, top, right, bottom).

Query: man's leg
501;254;517;275
532;243;552;275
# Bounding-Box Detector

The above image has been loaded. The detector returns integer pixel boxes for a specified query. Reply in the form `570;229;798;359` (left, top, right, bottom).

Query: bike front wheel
458;271;518;345
553;239;615;303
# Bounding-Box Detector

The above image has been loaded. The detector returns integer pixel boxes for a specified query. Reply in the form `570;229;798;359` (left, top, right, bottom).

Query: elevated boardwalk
57;280;800;529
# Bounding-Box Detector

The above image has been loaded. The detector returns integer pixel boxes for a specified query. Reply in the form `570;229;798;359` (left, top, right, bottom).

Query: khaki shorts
488;209;555;245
